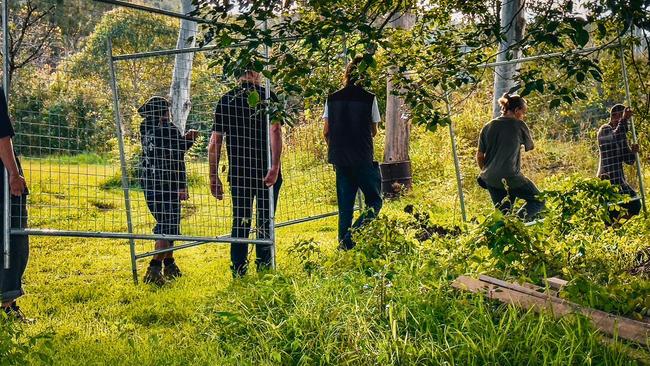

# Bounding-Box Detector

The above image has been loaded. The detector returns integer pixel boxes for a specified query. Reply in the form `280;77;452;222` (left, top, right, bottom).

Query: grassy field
3;126;650;365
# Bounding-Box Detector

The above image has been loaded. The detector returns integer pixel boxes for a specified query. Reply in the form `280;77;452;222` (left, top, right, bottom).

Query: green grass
3;125;650;365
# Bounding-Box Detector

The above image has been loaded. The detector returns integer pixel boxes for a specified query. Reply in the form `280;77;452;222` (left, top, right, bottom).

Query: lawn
3;126;650;365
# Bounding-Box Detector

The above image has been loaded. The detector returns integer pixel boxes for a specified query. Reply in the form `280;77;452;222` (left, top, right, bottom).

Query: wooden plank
545;277;568;291
453;275;650;346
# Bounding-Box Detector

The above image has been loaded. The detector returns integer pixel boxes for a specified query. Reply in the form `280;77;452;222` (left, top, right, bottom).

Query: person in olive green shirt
476;93;544;221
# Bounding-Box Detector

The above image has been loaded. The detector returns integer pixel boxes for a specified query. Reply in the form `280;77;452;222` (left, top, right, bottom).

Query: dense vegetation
1;1;649;364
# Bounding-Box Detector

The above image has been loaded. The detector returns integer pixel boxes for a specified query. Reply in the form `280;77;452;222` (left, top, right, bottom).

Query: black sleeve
178;160;188;190
0;88;15;139
212;95;229;134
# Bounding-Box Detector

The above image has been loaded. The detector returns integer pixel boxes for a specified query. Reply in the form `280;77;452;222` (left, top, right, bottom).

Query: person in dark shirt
323;56;383;250
208;70;283;277
139;96;198;285
476;93;544;221
597;104;641;219
0;87;29;321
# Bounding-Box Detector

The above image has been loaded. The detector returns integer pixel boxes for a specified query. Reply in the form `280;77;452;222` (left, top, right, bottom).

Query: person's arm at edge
208;131;224;199
323;118;329;144
476;150;486;169
264;122;283;187
0;137;26;196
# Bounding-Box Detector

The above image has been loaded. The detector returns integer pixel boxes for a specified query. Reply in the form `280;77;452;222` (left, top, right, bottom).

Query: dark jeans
610;183;641;219
485;178;545;221
335;162;383;250
230;174;282;277
144;189;181;237
1;195;29;303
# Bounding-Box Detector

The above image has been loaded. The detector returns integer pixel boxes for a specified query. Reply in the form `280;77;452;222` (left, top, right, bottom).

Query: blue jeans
486;178;545;221
335;162;383;250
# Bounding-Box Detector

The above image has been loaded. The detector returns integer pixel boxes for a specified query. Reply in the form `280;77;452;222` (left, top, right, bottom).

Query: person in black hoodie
139;96;198;285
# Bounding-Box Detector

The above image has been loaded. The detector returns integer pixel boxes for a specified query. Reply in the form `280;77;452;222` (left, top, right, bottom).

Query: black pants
144;188;181;237
484;178;545;221
610;183;642;219
230;174;282;276
0;195;28;303
335;163;383;250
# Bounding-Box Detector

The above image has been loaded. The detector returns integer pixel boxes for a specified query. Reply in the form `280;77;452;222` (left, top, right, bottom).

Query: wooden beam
453;275;650;346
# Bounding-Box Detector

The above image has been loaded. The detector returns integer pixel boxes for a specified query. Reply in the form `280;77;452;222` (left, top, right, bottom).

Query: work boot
143;264;166;286
163;260;182;280
3;302;34;323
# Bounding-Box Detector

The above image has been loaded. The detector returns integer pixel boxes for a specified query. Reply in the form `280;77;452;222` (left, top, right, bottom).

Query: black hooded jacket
139;97;194;194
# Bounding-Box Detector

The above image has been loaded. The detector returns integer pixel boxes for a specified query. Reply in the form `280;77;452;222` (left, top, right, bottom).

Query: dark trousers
486;178;545;221
1;195;28;303
335;163;383;250
230;174;282;276
144;189;181;237
611;183;642;219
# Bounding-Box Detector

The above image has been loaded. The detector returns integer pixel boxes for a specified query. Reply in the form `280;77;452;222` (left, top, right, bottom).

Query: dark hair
344;56;364;87
498;93;527;114
138;96;170;121
610;104;626;115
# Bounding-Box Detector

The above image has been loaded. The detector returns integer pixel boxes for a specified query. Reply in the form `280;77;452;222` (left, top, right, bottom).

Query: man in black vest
323;57;383;250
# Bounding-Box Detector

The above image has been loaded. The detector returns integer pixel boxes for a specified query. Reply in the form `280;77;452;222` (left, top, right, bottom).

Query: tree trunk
492;0;526;118
381;12;415;196
383;12;415;164
169;0;197;134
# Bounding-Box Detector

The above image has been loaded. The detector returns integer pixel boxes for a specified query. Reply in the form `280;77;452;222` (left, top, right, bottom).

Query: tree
384;11;414;164
192;0;649;132
0;0;60;92
492;0;526;118
169;0;197;134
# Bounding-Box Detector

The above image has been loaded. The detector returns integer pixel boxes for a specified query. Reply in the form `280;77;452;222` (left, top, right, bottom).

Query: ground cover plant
1;125;649;365
2;1;650;364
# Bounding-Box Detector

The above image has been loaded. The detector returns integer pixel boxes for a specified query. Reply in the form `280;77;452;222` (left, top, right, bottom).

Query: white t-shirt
322;97;381;123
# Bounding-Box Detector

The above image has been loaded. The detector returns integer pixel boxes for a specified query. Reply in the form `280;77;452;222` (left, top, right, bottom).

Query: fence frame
446;41;648;220
1;0;646;282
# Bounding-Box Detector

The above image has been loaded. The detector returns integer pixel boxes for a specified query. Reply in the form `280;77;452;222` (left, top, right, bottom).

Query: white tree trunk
492;0;526;118
384;12;415;164
169;0;197;134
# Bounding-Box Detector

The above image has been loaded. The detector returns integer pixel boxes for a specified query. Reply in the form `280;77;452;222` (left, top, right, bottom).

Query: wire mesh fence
3;2;343;280
448;52;646;220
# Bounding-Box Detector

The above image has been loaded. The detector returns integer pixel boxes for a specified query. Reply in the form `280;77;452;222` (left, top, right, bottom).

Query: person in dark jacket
597;104;641;220
323;56;383;250
208;70;283;277
476;93;544;221
139;96;198;285
0;87;30;321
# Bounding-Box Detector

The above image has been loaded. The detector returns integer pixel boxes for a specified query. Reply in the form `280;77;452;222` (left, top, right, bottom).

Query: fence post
263;21;276;270
619;36;648;215
2;0;10;271
107;37;139;283
445;92;467;222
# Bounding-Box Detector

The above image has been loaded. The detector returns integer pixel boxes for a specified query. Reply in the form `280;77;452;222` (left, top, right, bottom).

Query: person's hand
179;188;189;201
185;129;199;141
264;166;280;187
631;144;640;154
623;107;633;121
210;175;224;200
9;173;27;197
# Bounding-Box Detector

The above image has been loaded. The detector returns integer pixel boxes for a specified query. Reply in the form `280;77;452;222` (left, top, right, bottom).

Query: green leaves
247;90;260;108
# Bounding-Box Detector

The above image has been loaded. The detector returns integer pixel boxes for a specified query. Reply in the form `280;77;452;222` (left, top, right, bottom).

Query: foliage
193;0;650;130
0;318;53;365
